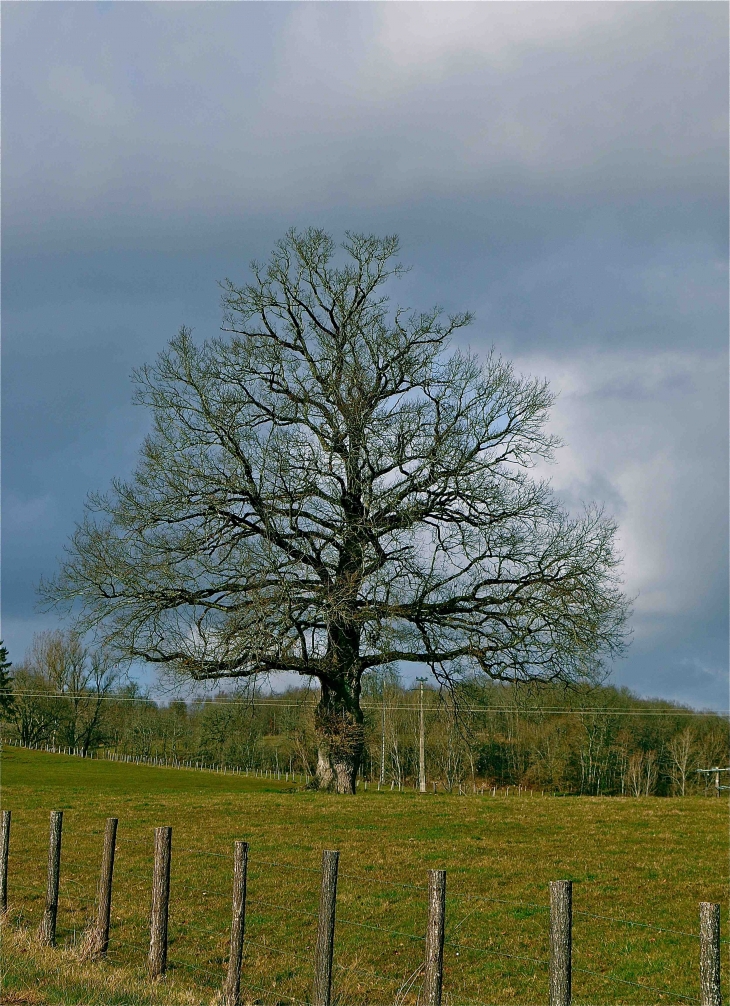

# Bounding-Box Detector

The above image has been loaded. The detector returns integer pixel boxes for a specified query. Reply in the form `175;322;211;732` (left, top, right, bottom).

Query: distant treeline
2;631;728;796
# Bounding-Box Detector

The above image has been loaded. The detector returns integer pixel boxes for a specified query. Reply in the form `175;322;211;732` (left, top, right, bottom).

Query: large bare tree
43;229;630;792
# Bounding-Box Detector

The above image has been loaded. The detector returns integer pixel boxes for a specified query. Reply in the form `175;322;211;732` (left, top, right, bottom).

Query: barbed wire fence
0;809;725;1006
7;739;730;803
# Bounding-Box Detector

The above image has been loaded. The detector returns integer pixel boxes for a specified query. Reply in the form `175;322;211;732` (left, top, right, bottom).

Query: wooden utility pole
380;694;386;786
417;678;427;793
696;766;729;797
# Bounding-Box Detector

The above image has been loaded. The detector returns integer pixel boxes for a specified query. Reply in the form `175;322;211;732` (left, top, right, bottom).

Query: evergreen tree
0;641;14;718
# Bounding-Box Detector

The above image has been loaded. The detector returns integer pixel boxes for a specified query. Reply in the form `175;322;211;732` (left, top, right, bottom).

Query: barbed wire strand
573;909;702;940
444;938;547;971
9;865;725;946
5;916;712;1005
109;919;415;994
446;939;700;1003
571;963;700;1003
243;934;400;989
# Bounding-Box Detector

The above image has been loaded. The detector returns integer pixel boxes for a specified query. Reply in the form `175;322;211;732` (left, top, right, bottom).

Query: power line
6;691;727;716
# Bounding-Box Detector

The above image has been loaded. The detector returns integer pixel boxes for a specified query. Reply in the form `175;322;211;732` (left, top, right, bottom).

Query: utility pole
696;766;730;797
417;677;427;793
380;689;386;787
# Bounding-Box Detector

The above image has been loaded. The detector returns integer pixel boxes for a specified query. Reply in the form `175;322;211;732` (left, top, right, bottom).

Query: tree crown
43;228;629;694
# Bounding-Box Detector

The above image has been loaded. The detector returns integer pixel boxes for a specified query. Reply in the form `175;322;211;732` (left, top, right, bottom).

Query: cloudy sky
3;2;727;709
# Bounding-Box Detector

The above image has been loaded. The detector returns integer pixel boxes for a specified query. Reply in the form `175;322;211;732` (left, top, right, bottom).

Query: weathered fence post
39;811;63;946
89;818;118;959
0;810;10;913
222;841;248;1006
700;902;721;1006
423;869;446;1006
549;880;572;1006
148;826;172;978
312;850;339;1006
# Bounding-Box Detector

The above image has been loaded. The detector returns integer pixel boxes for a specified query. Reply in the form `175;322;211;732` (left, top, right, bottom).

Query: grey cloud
3;3;726;247
2;2;727;708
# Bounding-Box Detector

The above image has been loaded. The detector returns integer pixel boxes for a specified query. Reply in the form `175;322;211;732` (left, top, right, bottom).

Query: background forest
3;631;727;797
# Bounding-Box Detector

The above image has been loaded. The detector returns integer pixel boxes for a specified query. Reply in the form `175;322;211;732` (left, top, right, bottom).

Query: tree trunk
314;681;364;795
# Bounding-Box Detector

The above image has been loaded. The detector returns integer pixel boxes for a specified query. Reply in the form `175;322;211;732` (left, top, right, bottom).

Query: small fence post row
5;811;725;1006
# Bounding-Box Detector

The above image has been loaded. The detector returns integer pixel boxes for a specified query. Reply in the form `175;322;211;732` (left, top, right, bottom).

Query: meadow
1;747;727;1006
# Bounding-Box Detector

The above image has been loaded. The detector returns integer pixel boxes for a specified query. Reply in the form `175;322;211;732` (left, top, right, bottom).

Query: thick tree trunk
314;681;364;795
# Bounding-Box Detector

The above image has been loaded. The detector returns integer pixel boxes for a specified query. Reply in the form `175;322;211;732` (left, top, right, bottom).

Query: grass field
1;747;727;1006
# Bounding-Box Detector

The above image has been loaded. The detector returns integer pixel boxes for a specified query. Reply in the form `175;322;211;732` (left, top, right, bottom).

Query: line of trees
2;633;726;795
1;632;118;755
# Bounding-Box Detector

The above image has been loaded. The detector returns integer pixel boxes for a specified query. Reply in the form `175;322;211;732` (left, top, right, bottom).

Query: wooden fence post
312;850;339;1006
39;811;63;946
148;826;172;978
423;869;446;1006
549;880;572;1006
222;841;248;1006
0;810;10;913
700;902;721;1006
89;818;118;959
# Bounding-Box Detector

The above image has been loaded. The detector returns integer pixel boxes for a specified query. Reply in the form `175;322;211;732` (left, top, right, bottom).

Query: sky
2;2;728;710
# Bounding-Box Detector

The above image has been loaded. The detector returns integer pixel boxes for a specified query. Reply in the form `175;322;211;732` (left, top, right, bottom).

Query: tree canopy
43;228;630;791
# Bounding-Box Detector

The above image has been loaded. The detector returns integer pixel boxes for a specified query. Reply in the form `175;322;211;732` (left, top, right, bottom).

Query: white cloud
375;2;623;73
510;348;728;637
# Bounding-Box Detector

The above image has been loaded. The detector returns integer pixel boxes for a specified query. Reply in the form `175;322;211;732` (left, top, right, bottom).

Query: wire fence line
1;810;725;1006
6;845;725;947
174;849;730;946
10;739;730;806
572;909;708;941
570;965;701;1004
53;829;711;945
132;845;724;946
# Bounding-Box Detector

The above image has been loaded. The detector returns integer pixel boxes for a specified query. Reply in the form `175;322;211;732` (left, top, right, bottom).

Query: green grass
1;747;727;1005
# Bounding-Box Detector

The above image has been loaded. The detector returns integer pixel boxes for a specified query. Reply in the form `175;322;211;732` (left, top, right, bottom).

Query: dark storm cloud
2;2;727;707
4;3;726;244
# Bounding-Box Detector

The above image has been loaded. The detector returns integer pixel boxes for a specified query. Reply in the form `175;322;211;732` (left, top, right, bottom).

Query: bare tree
7;664;59;747
27;631;118;754
643;749;658;796
42;228;630;792
626;749;658;797
627;751;644;797
667;727;694;796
